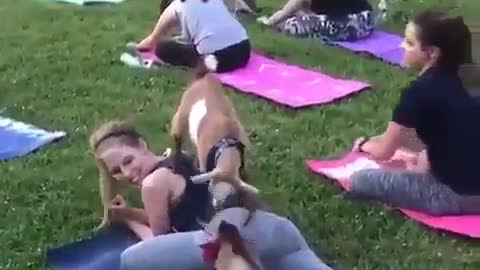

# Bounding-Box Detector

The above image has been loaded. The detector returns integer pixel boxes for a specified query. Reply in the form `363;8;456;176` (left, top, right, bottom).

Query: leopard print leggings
278;10;375;42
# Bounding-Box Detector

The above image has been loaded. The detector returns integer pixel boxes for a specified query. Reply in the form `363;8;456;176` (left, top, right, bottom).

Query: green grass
1;0;479;269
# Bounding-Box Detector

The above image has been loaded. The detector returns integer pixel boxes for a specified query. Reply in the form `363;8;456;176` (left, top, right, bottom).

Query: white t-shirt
174;0;249;55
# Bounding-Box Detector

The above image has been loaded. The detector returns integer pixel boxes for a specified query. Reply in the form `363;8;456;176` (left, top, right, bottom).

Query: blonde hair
89;120;143;229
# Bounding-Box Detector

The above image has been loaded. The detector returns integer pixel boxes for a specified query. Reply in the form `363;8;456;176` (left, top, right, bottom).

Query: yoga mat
216;53;371;108
130;49;371;108
305;147;480;238
46;224;140;270
333;31;405;66
54;0;125;5
0;116;66;160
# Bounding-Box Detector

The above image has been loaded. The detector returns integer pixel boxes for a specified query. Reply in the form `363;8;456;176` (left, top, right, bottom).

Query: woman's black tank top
150;152;215;232
310;0;372;18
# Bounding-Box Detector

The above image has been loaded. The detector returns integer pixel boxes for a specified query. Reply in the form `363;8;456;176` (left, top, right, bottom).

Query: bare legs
257;0;310;26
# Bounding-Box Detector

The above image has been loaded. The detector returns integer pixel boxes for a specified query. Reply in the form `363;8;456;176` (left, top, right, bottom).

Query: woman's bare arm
262;0;308;25
361;121;403;161
115;207;150;225
125;219;154;241
149;0;180;43
141;168;179;236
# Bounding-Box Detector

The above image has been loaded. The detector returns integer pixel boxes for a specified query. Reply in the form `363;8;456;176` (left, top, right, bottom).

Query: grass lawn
1;0;479;269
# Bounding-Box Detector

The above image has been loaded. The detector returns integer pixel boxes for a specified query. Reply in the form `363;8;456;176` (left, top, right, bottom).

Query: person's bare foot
256;16;271;26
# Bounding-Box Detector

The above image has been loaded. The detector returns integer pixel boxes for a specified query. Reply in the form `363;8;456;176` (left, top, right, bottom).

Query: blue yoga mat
0;116;66;160
46;224;140;270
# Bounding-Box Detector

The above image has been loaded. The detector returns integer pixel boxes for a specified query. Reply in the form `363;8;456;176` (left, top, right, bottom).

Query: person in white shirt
136;0;251;73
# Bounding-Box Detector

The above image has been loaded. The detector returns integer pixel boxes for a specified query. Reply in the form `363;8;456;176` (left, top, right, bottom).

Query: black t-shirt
310;0;372;18
392;67;480;195
155;152;215;232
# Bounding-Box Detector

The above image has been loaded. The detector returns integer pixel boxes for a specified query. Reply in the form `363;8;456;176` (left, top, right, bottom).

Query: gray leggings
350;169;480;215
121;208;332;270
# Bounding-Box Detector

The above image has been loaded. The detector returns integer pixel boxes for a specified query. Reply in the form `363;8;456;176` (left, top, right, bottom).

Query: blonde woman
89;122;332;270
89;120;214;240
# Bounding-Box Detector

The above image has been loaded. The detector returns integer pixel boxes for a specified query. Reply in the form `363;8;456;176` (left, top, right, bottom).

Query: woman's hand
256;16;271;26
353;123;401;161
353;137;368;153
110;194;128;221
111;194;128;208
405;150;430;173
136;35;156;51
124;219;154;241
388;149;430;173
404;155;418;170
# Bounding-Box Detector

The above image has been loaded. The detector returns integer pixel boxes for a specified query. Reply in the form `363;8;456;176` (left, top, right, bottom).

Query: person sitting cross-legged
135;0;251;73
257;0;375;41
349;10;480;216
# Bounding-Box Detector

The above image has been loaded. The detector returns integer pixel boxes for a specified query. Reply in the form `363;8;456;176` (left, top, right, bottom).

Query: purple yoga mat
135;50;370;108
333;31;405;66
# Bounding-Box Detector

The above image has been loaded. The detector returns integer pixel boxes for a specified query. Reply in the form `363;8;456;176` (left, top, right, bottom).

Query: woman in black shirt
257;0;374;41
89;120;214;240
349;10;480;215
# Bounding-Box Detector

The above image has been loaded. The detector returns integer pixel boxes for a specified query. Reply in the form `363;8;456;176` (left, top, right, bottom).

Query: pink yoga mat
136;50;370;108
305;147;480;238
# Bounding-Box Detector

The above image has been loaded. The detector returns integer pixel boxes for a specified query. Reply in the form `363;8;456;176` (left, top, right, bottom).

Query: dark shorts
155;39;251;73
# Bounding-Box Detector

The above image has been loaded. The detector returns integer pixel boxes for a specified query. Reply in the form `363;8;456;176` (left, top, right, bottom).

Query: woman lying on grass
90;120;215;239
257;0;374;41
90;121;332;270
90;120;332;270
350;10;480;215
134;0;251;73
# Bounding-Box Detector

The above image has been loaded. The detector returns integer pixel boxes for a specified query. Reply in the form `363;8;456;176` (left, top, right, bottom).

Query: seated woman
257;0;374;41
349;10;480;216
135;0;251;73
90;120;215;240
121;207;333;270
